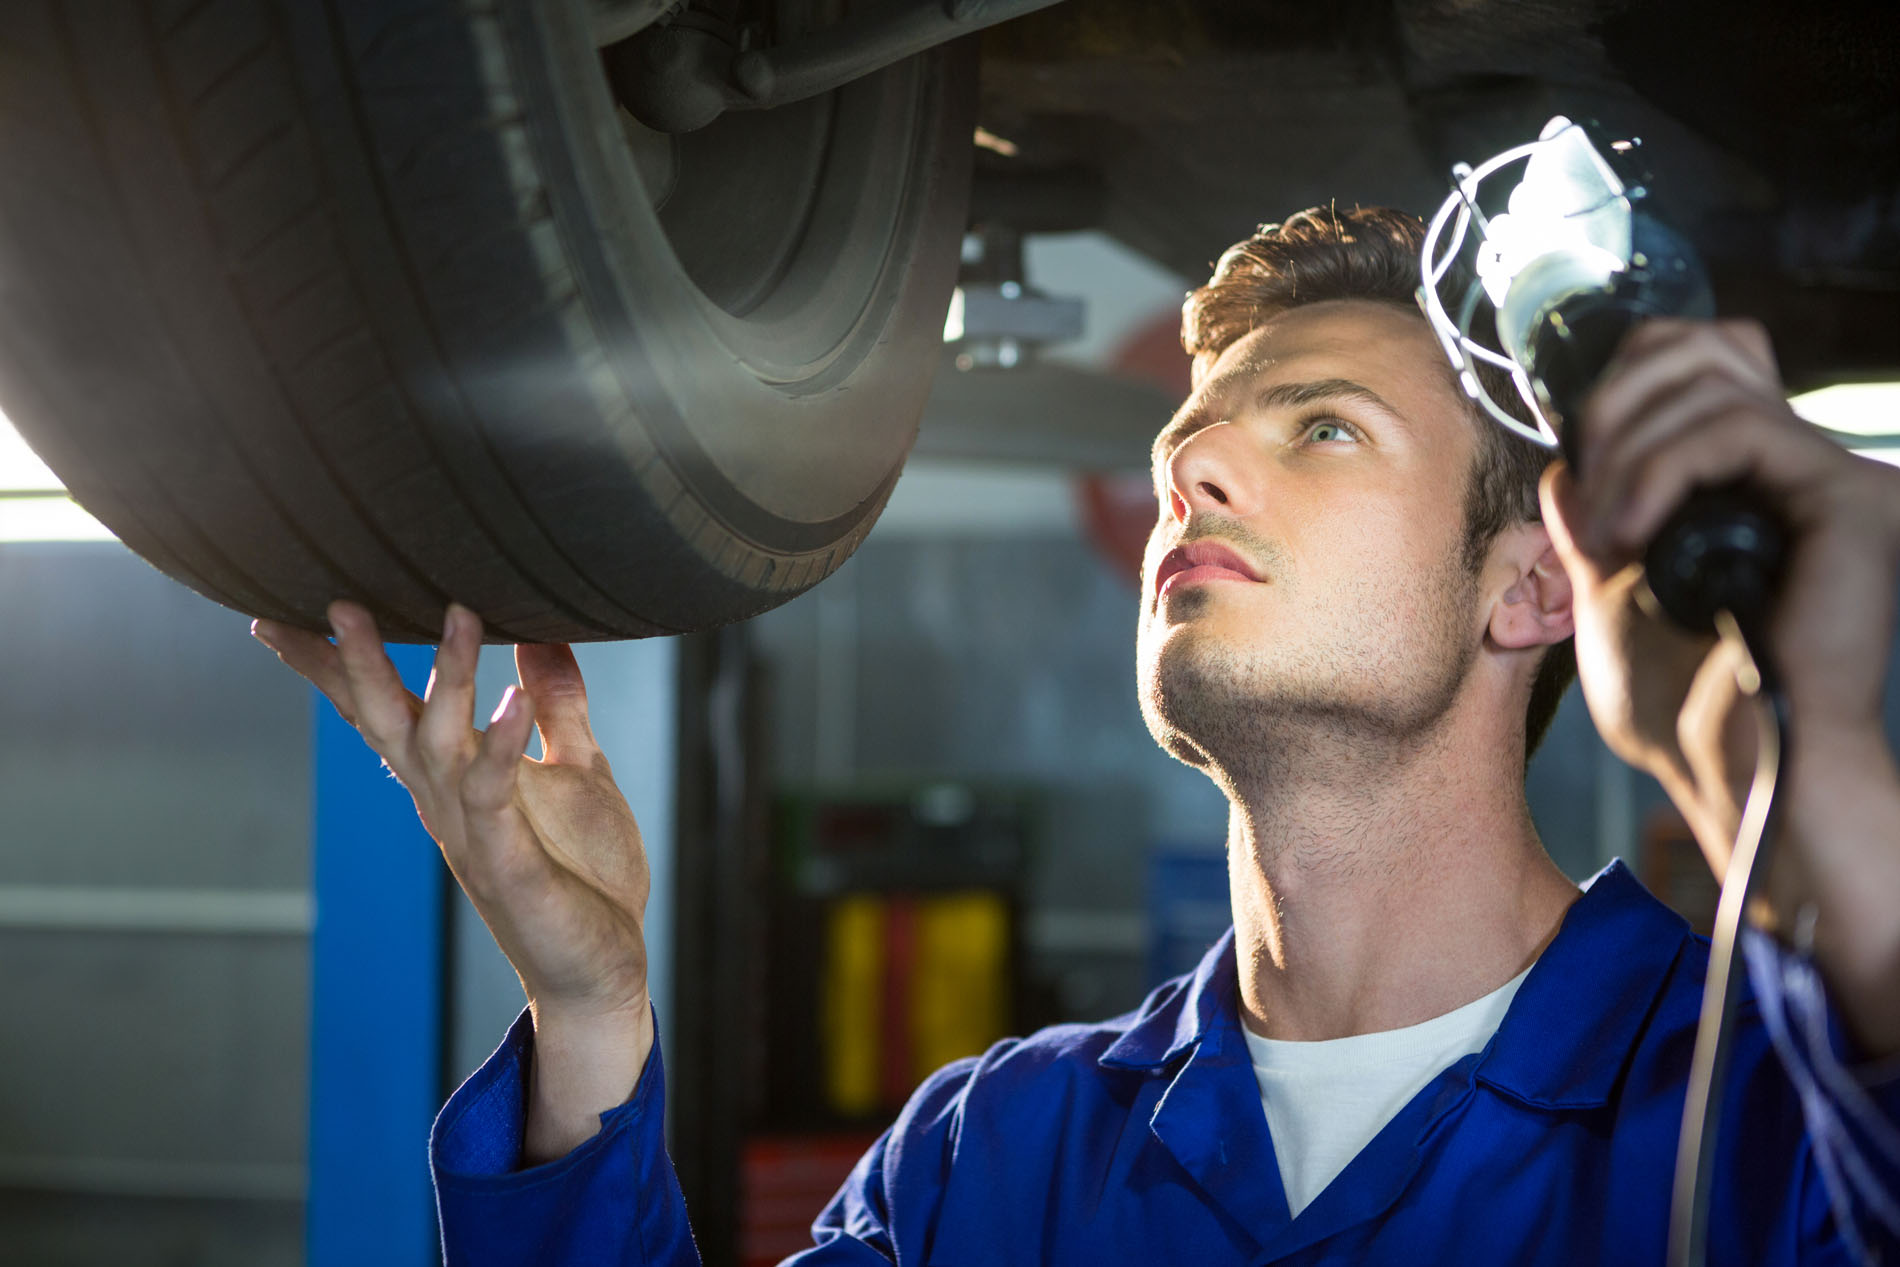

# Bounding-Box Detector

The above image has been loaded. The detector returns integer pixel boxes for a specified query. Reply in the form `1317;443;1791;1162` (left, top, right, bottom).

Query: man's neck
1220;707;1579;1043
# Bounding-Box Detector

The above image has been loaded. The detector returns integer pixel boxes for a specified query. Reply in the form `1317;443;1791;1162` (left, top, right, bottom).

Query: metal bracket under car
604;0;1068;133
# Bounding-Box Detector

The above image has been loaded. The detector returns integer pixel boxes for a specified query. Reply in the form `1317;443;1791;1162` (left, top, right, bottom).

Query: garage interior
9;226;1898;1266
1;1;1899;1265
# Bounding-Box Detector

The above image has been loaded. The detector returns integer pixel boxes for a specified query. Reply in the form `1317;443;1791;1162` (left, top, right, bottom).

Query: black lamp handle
1534;303;1788;636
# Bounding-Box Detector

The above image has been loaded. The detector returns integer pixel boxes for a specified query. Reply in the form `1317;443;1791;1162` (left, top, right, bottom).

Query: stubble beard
1140;548;1483;789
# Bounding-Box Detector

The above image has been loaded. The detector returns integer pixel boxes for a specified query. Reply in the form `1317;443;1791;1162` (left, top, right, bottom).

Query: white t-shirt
1241;965;1532;1219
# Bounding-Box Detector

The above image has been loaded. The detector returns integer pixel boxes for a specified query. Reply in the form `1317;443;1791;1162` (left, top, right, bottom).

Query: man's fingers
464;685;533;813
1601;318;1778;389
1539;463;1607;588
1582;321;1783;475
1607;406;1833;552
327;601;422;754
417;604;482;773
1722;317;1778;378
1582;375;1767;552
460;685;553;887
516;643;599;763
253;618;362;723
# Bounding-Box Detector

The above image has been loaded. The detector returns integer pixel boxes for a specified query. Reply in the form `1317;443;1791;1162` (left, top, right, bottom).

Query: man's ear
1488;522;1575;651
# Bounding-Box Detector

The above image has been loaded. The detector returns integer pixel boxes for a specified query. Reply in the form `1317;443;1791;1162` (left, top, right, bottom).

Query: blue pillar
308;644;445;1267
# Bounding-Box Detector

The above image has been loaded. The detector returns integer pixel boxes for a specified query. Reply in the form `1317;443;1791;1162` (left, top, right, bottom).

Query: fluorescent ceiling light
1787;381;1900;470
0;405;116;542
1788;382;1900;438
0;405;63;492
0;496;117;543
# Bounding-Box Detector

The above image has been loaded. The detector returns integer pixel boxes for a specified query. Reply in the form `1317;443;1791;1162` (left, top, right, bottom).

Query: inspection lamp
1417;117;1693;445
1420;118;1806;1267
1418;115;1785;638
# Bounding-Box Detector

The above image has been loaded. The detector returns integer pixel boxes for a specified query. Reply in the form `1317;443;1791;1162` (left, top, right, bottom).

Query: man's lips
1154;540;1263;599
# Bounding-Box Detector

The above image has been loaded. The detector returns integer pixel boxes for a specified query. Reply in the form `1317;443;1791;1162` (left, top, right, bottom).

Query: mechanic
254;207;1900;1264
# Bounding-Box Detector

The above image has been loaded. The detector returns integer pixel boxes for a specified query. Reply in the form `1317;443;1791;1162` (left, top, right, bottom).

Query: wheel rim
608;5;924;384
540;0;969;525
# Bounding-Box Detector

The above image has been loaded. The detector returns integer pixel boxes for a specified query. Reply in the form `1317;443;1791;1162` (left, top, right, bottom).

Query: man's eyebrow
1152;376;1407;469
1253;377;1405;421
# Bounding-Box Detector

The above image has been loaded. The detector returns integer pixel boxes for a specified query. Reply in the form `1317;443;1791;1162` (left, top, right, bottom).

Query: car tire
0;0;975;641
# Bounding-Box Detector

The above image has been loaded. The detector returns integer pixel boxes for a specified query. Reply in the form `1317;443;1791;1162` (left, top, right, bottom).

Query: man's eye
1304;418;1359;444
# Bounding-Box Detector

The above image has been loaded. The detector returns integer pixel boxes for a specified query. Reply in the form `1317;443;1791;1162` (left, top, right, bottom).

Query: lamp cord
1669;607;1790;1267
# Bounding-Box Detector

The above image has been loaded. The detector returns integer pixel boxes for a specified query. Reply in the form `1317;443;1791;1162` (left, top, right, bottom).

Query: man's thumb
1539;461;1603;584
514;643;597;759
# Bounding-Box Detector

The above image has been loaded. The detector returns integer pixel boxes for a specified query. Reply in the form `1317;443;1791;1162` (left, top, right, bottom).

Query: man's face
1136;299;1490;770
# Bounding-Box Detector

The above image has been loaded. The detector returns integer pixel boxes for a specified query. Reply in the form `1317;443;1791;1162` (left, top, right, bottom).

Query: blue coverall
433;861;1900;1264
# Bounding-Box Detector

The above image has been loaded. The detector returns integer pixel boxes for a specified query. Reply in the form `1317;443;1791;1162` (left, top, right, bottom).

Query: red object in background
878;897;918;1109
1113;309;1194;402
741;1132;883;1267
1078;473;1161;588
1078;311;1194;588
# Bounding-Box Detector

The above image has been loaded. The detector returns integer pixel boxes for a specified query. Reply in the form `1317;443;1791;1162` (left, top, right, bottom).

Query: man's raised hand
252;601;656;1163
1541;317;1900;1053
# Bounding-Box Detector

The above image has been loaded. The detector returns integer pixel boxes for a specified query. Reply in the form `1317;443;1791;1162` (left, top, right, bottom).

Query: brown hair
1179;205;1576;764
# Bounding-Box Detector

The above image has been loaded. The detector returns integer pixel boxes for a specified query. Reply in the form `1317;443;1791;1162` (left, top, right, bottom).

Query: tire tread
0;0;961;640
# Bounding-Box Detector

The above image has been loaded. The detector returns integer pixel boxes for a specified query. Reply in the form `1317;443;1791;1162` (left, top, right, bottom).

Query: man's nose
1166;421;1252;523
